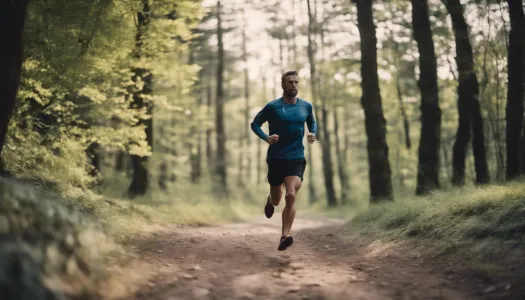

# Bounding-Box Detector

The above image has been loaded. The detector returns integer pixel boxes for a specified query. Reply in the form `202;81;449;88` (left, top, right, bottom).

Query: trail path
104;215;514;300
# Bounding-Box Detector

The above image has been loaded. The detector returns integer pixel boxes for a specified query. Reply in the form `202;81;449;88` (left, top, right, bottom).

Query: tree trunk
257;75;266;183
128;0;153;197
444;0;489;185
0;0;29;173
240;7;251;184
318;8;337;207
215;0;227;191
320;106;337;206
411;0;441;195
158;161;167;190
128;68;153;196
86;142;101;177
306;0;320;204
506;0;525;180
354;0;393;202
206;83;213;167
334;109;350;204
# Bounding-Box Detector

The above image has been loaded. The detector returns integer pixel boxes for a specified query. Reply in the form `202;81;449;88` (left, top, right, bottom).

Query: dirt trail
104;215;508;300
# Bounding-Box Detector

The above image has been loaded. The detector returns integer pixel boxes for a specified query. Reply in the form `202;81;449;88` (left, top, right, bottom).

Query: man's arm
306;103;317;135
251;104;269;141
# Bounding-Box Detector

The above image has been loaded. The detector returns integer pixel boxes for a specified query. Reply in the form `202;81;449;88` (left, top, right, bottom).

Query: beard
284;89;298;97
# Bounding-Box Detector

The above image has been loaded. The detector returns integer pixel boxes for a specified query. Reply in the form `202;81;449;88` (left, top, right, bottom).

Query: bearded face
282;75;299;98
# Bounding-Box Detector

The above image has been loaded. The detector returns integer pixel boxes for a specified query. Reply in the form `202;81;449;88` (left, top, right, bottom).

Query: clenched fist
266;134;279;145
307;133;316;144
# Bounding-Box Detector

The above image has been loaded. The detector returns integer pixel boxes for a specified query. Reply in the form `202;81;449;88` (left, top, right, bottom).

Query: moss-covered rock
0;177;121;299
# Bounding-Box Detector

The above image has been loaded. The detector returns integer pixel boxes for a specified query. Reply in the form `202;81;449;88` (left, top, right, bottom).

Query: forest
1;0;525;299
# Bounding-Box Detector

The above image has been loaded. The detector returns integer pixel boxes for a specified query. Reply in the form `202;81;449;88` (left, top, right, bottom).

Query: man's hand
307;133;316;144
266;134;279;145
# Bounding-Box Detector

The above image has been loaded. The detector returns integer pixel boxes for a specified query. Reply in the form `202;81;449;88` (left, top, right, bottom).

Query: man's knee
285;190;296;204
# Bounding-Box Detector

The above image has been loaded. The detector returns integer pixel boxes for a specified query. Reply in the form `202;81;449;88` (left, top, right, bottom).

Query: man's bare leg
269;184;284;206
282;176;302;237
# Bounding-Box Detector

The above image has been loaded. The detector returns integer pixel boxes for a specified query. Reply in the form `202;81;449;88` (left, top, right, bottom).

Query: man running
250;70;317;251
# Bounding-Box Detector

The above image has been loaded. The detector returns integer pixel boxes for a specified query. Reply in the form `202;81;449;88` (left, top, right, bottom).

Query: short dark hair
281;70;298;82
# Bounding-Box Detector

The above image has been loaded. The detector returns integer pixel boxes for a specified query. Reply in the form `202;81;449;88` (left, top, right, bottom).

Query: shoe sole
278;236;293;251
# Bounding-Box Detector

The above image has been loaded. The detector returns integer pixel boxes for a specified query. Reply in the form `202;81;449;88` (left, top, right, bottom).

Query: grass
346;181;525;276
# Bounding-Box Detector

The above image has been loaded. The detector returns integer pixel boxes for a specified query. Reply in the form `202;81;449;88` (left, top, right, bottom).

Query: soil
101;215;524;300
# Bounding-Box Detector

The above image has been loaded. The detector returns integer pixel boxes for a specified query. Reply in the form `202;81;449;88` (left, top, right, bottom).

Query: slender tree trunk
506;0;525;180
354;0;393;202
444;0;489;185
0;0;29;173
215;0;227;191
243;7;251;183
334;109;350;204
257;75;267;183
411;0;441;195
206;83;213;167
317;9;337;206
292;0;297;67
128;0;153;196
306;0;320;204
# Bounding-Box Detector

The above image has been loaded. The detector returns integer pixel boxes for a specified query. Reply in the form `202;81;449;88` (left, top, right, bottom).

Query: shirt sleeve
306;103;317;135
251;104;270;141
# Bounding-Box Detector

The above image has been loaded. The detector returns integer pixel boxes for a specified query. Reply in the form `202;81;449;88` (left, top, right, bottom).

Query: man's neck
282;95;297;104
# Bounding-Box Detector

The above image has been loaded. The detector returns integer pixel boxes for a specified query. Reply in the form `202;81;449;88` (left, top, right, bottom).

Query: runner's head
281;70;299;98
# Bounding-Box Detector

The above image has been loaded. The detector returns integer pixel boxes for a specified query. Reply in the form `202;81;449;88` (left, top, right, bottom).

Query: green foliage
4;0;205;195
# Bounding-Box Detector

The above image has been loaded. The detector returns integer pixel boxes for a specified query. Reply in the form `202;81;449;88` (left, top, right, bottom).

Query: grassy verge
346;181;525;292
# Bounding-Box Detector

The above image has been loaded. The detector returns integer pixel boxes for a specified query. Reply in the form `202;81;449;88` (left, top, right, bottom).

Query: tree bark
206;83;213;167
354;0;393;202
320;106;337;206
411;0;441;195
0;0;30;173
444;0;489;185
241;6;251;184
334;109;350;204
128;0;153;196
215;0;228;191
306;0;319;204
506;0;525;180
318;9;337;207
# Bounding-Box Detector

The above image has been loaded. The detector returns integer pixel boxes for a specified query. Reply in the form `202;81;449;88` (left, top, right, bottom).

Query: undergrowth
348;181;525;257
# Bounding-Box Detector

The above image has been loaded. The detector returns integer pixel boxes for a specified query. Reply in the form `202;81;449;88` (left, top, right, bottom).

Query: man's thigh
284;175;302;192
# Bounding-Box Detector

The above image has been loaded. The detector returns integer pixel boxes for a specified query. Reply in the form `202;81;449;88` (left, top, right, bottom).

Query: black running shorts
267;158;307;186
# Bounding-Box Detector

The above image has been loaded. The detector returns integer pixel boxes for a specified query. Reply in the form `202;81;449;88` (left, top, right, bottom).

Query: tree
353;0;393;201
128;0;153;196
444;0;489;185
411;0;441;195
0;0;30;173
506;0;525;180
215;0;228;191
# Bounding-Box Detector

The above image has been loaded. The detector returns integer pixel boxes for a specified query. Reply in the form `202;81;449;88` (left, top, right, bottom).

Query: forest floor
99;214;522;300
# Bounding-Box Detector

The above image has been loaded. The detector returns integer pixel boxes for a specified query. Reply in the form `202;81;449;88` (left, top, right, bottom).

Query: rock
240;292;255;299
181;273;196;280
191;264;202;271
304;282;322;287
192;287;209;297
287;286;300;293
484;286;497;293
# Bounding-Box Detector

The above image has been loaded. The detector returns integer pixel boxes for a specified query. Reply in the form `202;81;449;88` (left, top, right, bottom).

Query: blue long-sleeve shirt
251;97;317;160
